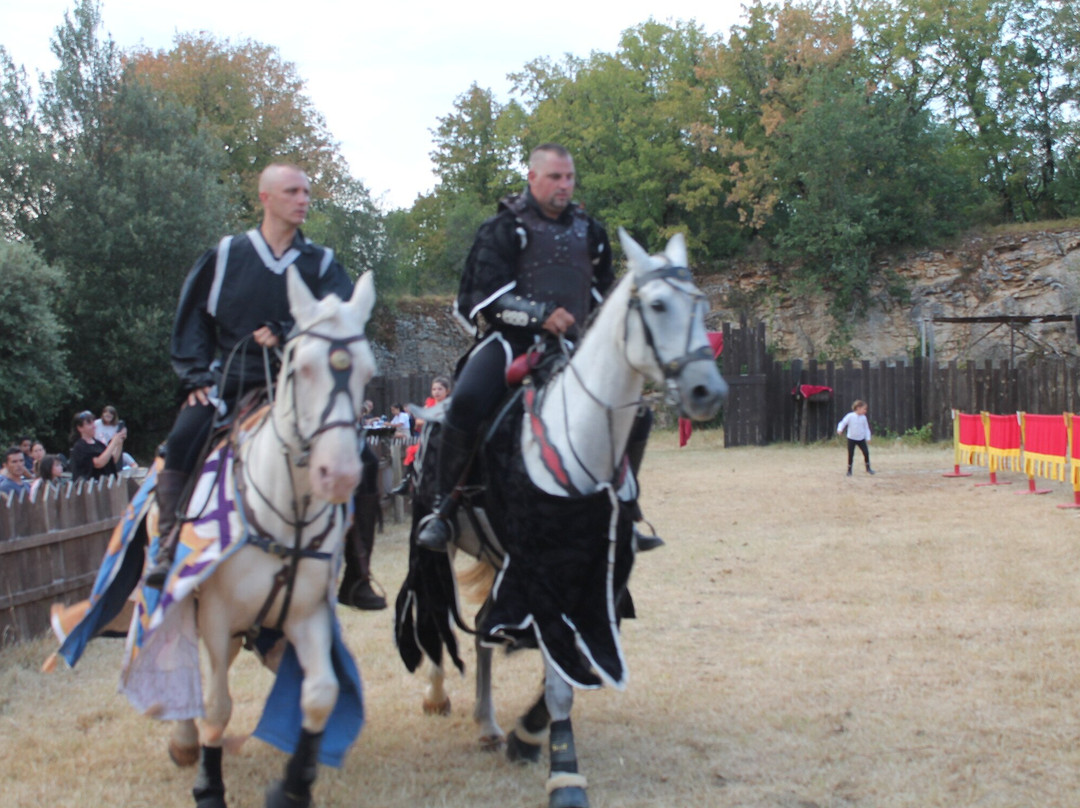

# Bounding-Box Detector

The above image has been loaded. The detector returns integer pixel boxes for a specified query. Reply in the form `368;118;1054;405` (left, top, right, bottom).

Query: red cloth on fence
708;332;723;358
678;332;723;448
957;412;985;446
1023;414;1068;457
985;413;1021;450
792;384;832;399
1073;415;1080;460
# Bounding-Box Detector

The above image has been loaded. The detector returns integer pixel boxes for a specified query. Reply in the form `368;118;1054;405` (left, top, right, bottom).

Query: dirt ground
3;431;1080;807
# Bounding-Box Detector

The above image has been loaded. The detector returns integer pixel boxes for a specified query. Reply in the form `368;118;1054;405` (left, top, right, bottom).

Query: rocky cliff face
370;225;1080;376
701;226;1080;364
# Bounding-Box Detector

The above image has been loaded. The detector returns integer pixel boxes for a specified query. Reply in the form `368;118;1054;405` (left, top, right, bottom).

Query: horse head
618;228;727;421
278;265;378;503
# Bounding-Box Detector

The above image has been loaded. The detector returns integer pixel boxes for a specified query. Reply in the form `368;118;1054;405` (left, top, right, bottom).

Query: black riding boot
417;422;474;553
625;433;664;552
389;467;412;497
144;469;190;589
339;492;387;610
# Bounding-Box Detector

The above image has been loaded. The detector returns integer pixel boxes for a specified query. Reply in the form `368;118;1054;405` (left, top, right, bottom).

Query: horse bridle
233;325;368;643
279;328;370;463
552;261;714;489
627;263;715;387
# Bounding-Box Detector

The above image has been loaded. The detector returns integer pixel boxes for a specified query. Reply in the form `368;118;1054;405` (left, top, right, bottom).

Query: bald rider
145;163;355;587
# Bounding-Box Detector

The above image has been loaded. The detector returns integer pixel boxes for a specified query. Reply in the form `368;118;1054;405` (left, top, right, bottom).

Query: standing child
837;399;874;476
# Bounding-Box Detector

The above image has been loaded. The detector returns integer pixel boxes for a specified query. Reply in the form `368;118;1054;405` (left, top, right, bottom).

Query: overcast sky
4;1;747;210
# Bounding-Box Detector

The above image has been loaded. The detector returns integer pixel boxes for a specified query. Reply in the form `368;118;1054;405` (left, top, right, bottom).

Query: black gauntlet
487;292;553;334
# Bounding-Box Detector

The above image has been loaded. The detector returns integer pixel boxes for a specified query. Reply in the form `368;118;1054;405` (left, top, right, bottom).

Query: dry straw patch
4;433;1080;807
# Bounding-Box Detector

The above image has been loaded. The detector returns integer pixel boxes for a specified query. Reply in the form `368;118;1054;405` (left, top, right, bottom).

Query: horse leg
544;662;588;808
506;681;549;764
266;608;338;808
193;620;238;808
423;660;452;716
473;633;504;749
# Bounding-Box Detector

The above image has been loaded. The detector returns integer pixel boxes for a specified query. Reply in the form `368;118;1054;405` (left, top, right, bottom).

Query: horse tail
457;559;496;605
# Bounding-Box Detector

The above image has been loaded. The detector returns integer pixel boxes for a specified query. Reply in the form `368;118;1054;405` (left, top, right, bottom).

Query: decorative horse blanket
57;447;363;767
397;390;636;690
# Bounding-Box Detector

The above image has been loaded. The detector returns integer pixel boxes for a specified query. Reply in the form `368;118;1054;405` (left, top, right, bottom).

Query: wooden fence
1;473;145;645
0;432;418;647
721;321;1080;445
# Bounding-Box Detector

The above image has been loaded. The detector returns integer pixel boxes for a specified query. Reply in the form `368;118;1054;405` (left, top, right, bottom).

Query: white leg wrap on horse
514;717;550;746
546;773;588;794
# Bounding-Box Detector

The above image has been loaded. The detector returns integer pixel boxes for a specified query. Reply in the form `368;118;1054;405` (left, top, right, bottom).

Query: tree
4;1;233;454
0;242;76;442
304;174;386;279
511;20;738;260
430;83;525;206
128;32;344;222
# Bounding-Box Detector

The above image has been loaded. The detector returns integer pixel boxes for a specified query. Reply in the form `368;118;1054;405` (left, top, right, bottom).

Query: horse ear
345;270;376;325
286;264;318;325
618;227;651;277
665;232;688;267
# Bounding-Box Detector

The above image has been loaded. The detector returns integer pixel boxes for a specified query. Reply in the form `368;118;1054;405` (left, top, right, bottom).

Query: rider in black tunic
418;143;659;552
144;164;357;587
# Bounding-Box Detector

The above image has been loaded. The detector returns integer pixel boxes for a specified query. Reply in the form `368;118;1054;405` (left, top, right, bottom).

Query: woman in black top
69;410;126;481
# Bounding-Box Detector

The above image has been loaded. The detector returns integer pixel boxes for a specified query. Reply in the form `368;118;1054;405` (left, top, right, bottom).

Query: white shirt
94;419;118;444
837;412;871;441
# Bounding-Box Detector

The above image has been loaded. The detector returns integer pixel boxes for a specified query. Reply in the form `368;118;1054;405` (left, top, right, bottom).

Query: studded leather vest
509;197;594;339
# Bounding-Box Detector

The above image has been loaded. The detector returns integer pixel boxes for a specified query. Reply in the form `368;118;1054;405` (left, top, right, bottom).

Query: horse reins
548;262;714;491
231;326;366;644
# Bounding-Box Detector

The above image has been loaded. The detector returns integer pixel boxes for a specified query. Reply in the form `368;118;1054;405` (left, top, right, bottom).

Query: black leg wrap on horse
506;730;543;764
192;745;227;808
548;721;591;808
549;785;590;808
523;695;552;736
549;718;579;773
287;728;322;791
547;720;589;808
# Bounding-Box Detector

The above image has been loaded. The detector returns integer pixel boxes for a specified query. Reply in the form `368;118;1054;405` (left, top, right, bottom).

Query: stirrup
143;559;171;590
634;524;665;552
417;512;454;553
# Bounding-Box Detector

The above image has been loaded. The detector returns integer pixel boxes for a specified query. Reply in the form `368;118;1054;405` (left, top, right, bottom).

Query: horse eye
650;299;667;313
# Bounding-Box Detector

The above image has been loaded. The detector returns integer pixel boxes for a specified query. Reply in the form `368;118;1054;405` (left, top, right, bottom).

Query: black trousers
846;438;870;466
445;336;515;436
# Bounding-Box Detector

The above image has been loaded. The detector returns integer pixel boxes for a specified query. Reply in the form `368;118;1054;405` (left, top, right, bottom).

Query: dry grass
4;432;1080;807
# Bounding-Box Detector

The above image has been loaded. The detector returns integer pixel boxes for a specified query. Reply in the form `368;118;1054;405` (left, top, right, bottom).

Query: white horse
173;266;376;808
397;229;727;808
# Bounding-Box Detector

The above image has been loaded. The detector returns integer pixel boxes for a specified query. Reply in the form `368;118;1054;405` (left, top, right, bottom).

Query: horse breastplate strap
515;206;593;337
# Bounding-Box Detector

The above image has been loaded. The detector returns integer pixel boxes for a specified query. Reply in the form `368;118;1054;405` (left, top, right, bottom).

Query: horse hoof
549;786;589;808
505;730;541;764
478;732;505;752
265;780;311;808
168;738;199;767
423;697;451;717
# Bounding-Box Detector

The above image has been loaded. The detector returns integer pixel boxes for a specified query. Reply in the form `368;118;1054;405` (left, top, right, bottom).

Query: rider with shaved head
144;163;356;587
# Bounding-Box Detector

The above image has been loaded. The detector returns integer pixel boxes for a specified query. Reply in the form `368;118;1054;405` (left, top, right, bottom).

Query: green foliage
0;243;76;443
304;174;385;280
512;20;744;262
129;31;345;223
900;423;935;445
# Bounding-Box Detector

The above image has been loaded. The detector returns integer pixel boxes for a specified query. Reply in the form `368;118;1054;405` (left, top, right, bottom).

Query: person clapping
70;410;126;481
